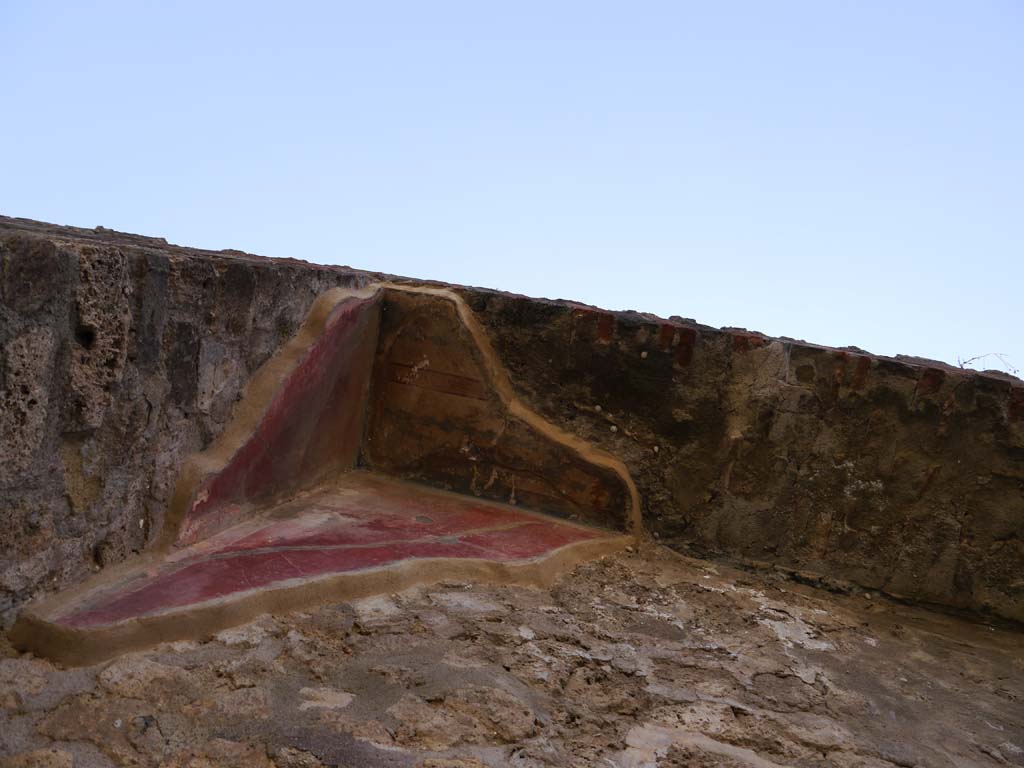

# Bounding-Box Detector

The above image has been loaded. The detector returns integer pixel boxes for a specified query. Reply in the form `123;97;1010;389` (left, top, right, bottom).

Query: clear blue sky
3;1;1021;373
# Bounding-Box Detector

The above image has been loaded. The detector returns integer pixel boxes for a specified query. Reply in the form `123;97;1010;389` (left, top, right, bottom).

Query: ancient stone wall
465;293;1024;622
0;218;373;625
2;217;1022;623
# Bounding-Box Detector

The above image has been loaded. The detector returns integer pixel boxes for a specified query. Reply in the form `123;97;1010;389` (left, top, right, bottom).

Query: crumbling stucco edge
9;535;630;667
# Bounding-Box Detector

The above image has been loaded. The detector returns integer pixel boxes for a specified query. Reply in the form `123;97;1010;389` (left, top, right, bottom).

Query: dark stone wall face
462;293;1024;622
1;217;1022;623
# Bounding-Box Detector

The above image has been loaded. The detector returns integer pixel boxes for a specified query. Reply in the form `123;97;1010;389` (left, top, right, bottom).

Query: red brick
658;323;676;351
732;333;766;353
675;328;697;367
596;313;615;344
1010;387;1024;422
917;367;946;397
851;356;871;390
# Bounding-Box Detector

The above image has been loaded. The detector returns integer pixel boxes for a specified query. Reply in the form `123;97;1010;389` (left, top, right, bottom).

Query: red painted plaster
59;474;608;629
181;294;380;544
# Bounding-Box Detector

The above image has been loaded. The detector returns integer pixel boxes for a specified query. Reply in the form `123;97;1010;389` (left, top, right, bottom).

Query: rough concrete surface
2;546;1021;767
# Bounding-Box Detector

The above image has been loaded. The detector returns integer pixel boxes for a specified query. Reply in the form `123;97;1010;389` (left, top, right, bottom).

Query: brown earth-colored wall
464;293;1024;622
2;216;1022;624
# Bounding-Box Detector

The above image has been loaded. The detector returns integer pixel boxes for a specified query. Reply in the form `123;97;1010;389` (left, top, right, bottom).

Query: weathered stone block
65;246;130;430
0;327;56;482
